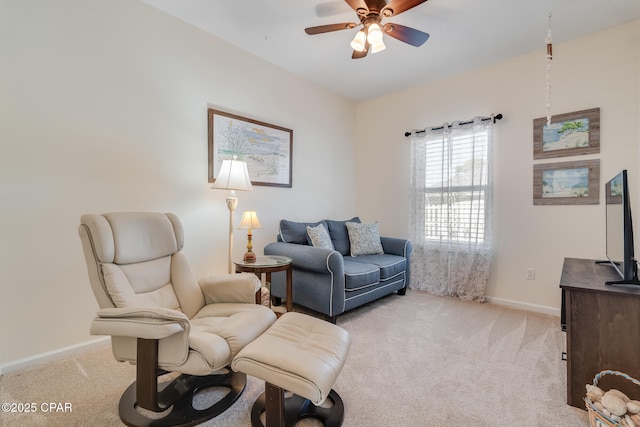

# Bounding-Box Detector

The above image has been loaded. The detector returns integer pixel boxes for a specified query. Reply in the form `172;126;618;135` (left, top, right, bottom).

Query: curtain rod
404;113;503;137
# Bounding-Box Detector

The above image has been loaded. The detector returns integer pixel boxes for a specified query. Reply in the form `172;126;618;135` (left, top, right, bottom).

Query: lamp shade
350;30;367;52
211;159;253;191
238;210;262;230
367;22;383;44
371;38;386;53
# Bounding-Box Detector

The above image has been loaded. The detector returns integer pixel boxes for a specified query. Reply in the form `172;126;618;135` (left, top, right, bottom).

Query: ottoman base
251;382;344;427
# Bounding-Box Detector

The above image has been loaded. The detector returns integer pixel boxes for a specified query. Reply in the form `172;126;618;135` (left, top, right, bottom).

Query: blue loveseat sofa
264;217;412;323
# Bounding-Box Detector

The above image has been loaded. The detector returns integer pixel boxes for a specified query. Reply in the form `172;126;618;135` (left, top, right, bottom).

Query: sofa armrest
380;237;413;258
264;241;344;274
90;307;189;339
199;273;260;304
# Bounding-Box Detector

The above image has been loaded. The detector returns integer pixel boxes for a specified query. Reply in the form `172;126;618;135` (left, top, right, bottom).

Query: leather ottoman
232;312;351;427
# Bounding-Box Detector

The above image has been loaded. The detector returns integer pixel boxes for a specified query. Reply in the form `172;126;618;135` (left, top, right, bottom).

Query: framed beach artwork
533;160;600;205
208;109;293;188
533;108;600;159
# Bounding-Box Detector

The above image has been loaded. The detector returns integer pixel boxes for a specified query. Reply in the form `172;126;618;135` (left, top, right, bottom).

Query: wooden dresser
559;257;640;408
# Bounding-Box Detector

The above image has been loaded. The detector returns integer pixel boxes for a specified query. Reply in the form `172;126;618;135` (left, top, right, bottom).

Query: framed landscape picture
208;109;293;188
533;108;600;159
533;159;600;205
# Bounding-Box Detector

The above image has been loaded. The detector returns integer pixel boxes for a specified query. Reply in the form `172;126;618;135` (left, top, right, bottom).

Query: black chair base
250;383;344;427
119;370;245;427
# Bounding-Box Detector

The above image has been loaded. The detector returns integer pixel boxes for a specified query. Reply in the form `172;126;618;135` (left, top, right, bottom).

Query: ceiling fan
305;0;430;59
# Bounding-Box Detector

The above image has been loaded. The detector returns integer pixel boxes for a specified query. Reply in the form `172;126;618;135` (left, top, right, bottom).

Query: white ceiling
141;0;640;102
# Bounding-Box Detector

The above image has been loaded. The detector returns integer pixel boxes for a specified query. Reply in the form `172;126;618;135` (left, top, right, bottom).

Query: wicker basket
585;370;640;427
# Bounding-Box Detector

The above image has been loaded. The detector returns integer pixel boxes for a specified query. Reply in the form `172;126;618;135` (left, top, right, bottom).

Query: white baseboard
485;296;561;317
0;337;110;376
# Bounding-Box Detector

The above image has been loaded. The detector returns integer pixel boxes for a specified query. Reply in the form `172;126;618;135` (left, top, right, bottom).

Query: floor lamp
211;157;253;273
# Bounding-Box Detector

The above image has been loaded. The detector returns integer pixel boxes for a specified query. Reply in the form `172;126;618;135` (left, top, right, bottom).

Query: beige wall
0;0;357;366
355;20;640;311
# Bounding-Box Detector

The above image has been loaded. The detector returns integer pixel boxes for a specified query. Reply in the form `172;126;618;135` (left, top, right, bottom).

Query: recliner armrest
90;307;189;339
264;242;343;274
199;273;260;304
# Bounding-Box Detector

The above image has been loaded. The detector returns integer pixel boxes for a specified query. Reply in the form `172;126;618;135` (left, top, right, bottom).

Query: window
408;117;495;300
423;127;490;244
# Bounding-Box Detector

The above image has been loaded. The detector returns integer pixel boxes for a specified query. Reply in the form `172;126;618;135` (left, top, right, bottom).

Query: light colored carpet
0;290;589;426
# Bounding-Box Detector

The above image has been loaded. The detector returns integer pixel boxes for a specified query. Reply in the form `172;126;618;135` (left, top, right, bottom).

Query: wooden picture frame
533;160;600;205
208;109;293;188
533;108;600;159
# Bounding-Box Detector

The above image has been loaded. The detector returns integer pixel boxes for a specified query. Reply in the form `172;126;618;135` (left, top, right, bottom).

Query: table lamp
211;156;253;273
238;210;262;263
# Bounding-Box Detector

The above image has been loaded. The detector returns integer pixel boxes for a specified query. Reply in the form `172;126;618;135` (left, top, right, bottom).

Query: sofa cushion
306;223;334;249
325;217;360;256
343;258;379;291
346;222;384;256
279;220;326;244
349;254;407;281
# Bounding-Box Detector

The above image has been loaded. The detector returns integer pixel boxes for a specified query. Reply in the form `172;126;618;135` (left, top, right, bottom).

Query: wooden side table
234;255;293;313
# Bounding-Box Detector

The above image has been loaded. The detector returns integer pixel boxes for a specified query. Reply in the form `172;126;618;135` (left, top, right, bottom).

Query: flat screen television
604;170;640;285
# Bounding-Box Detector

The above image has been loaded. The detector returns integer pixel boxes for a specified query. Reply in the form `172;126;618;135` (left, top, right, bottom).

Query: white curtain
409;117;494;301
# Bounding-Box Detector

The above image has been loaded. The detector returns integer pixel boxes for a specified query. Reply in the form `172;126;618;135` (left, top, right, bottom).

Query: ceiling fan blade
381;0;428;17
352;41;370;59
305;22;358;35
352;48;369;59
383;23;430;46
344;0;369;15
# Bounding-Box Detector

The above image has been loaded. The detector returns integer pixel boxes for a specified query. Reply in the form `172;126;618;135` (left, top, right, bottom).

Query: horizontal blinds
423;128;489;244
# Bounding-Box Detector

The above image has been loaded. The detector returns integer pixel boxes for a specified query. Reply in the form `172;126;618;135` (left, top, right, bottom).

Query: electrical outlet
526;268;535;280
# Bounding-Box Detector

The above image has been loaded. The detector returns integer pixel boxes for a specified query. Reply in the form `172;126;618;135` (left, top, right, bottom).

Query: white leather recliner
78;212;276;427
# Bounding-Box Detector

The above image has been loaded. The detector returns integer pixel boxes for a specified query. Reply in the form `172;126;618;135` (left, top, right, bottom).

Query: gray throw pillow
306;224;334;250
346;222;384;256
279;219;325;244
325;217;360;255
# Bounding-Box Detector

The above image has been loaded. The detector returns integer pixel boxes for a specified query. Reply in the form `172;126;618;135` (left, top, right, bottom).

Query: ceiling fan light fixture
304;0;430;60
366;22;383;44
371;38;386;54
350;30;367;52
